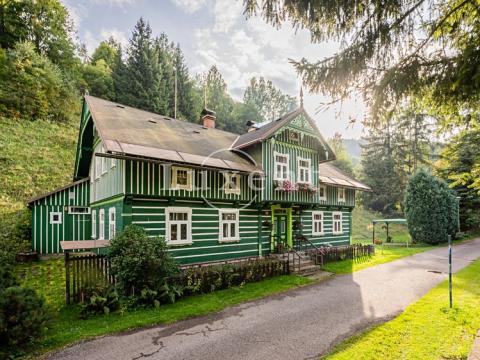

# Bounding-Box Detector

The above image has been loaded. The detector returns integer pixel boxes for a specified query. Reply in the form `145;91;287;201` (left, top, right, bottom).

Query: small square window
171;166;193;191
50;212;62;224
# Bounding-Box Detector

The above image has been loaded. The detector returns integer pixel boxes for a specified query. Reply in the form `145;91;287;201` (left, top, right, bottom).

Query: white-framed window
333;212;343;234
171;166;193;191
219;209;240;242
165;207;192;245
111;157;116;169
99;209;105;240
224;173;241;195
274;152;289;180
312;211;324;235
67;206;91;214
50;212;62;224
338;188;346;202
101;146;107;175
297;157;311;184
319;185;327;201
91;210;97;239
108;207;116;240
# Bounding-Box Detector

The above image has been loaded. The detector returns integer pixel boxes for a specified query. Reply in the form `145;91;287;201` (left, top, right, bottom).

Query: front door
273;214;287;252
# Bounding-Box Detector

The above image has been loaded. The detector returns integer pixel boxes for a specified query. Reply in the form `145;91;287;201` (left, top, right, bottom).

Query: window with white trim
171;166;193;191
319;185;327;200
219;209;239;242
274;152;289;180
333;212;343;234
99;209;105;240
50;212;62;224
91;210;97;239
111;157;116;168
312;211;324;235
108;207;116;240
224;173;241;195
68;206;90;214
338;188;346;202
297;157;311;184
165;207;192;245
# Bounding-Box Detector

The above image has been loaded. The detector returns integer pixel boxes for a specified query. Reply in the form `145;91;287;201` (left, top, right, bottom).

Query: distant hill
342;138;365;164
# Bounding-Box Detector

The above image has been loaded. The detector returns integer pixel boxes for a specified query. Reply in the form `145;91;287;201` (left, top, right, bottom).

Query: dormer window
171;166;193;191
297;157;311;184
224;173;241;195
274;152;289;180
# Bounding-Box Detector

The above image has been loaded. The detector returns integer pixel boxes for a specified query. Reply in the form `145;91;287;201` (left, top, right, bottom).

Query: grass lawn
323;259;480;360
16;258;312;357
322;245;435;274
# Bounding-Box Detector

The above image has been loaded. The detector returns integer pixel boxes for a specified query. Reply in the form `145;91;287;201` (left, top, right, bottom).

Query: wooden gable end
271;111;335;161
74;99;95;180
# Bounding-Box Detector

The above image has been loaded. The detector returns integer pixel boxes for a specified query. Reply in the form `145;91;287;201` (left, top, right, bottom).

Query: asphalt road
48;238;480;360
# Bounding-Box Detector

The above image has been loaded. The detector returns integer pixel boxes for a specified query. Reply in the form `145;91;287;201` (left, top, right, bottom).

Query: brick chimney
201;108;216;129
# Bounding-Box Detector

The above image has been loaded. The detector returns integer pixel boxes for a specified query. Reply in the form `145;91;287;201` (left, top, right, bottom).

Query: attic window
148;119;157;124
193;130;200;134
116;105;125;109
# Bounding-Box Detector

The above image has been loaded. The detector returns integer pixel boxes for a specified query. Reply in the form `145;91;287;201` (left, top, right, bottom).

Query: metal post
372;222;375;244
174;66;177;119
448;234;452;308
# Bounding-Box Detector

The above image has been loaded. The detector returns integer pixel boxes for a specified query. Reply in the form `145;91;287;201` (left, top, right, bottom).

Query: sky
64;0;366;139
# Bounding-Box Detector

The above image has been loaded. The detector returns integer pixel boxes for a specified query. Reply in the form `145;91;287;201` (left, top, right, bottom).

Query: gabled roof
318;163;371;191
84;96;259;173
27;177;90;205
231;106;336;160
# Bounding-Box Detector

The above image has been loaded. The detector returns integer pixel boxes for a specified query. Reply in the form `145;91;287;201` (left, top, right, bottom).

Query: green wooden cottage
28;95;370;264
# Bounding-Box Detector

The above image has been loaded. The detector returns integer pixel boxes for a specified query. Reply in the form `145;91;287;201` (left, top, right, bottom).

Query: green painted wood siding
294;208;352;247
124;160;257;202
90;142;124;202
130;199;262;264
90;198;124;241
261;138;320;204
318;186;356;207
31;180;91;254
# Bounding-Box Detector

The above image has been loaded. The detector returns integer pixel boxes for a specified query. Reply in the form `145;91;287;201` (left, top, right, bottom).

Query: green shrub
80;288;120;318
404;170;459;244
178;259;286;296
0;208;31;263
0;286;48;354
107;225;179;294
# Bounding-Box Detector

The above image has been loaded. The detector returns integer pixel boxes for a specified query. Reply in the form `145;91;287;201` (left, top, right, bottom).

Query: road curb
468;330;480;360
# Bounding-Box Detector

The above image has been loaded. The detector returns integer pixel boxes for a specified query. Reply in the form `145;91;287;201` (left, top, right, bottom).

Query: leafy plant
107;225;179;294
0;286;48;355
80;288;119;318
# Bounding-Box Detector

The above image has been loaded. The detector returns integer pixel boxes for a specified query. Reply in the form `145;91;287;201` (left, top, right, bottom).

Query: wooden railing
310;244;375;267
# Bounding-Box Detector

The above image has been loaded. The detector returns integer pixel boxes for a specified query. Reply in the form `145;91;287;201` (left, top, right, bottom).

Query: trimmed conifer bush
404;170;459;244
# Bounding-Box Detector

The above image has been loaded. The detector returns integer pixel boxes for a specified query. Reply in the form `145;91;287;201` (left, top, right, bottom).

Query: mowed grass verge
17;258;312;357
323;259;480;360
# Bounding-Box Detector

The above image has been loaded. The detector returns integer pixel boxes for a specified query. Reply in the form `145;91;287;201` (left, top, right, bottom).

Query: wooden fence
64;253;288;305
65;252;115;305
308;244;375;267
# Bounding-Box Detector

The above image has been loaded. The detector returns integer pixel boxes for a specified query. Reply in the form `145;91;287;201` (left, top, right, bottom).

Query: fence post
65;251;70;305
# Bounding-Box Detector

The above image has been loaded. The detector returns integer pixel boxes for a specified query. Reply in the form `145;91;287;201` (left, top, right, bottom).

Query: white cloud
89;0;138;5
84;28;129;55
170;0;208;14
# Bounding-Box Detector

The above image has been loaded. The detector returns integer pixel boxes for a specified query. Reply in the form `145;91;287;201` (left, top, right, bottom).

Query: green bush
178;259;286;296
80;288;120;318
404;170;459;244
107;225;179;294
0;286;48;354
